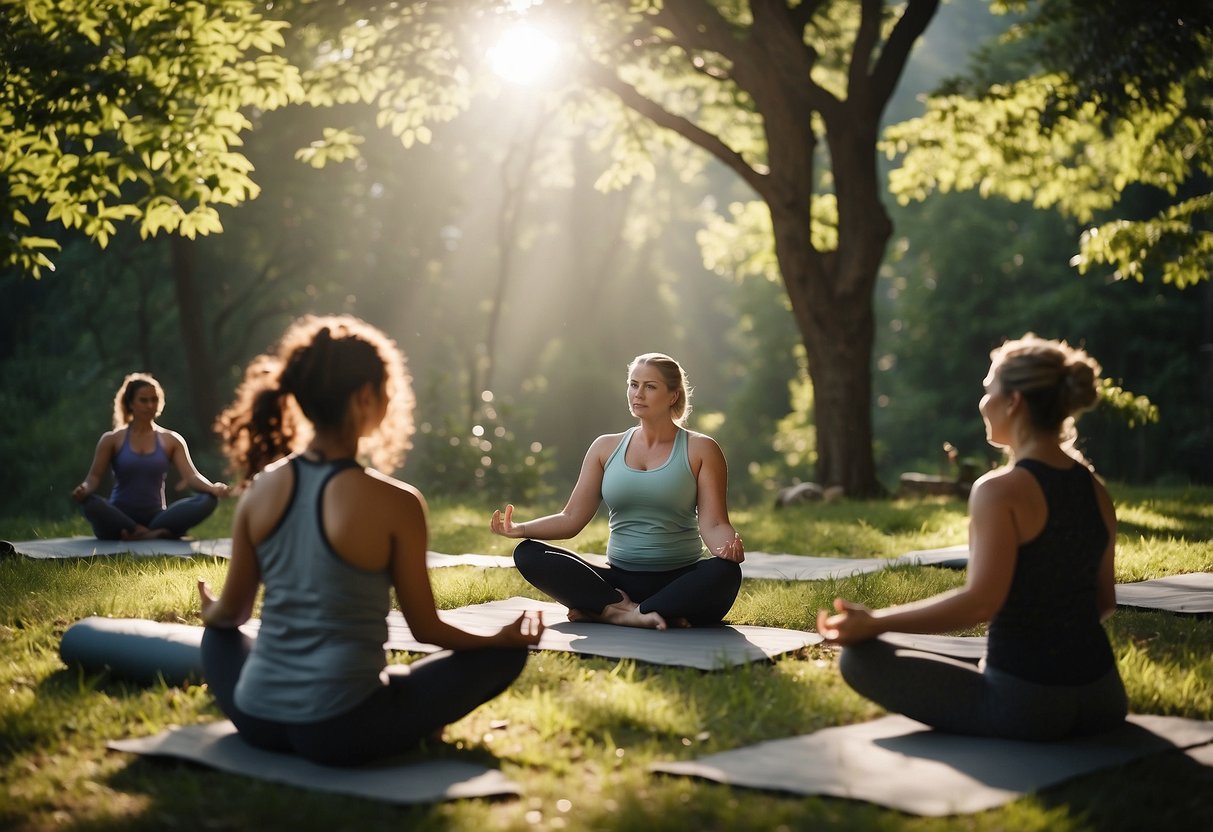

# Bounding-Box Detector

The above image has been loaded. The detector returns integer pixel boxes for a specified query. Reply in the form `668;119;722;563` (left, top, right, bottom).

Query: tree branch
585;62;770;200
789;0;830;33
869;0;941;110
848;0;883;100
651;0;746;62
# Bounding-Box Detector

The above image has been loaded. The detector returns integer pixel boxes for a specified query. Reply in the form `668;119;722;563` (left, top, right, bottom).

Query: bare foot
597;591;668;630
122;526;172;541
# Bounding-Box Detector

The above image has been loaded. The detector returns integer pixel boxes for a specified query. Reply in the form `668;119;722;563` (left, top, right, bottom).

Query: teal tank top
235;456;391;723
601;427;704;571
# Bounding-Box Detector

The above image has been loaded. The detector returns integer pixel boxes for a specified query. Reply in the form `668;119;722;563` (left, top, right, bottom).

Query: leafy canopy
0;0;305;275
884;0;1213;288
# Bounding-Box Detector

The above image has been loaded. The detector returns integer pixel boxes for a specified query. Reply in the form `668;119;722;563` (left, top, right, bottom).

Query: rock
774;482;824;508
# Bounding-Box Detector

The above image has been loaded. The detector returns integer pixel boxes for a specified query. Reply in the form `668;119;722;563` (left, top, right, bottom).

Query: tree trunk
169;236;219;439
773;206;885;496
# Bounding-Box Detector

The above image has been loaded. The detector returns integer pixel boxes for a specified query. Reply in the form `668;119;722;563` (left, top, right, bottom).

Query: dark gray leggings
201;627;528;766
78;492;218;540
839;637;1128;741
513;539;742;625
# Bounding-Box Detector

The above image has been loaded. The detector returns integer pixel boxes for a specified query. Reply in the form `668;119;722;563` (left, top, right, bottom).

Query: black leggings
201;627;528;766
839;637;1128;741
513;539;742;625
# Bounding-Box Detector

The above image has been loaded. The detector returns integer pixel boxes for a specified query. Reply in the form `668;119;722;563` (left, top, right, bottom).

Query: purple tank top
110;430;169;512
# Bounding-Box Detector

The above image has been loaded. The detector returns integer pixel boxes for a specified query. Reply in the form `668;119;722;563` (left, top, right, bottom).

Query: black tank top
986;459;1116;685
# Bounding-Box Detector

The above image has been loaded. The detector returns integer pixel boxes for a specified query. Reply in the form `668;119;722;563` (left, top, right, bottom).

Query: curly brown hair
215;315;414;480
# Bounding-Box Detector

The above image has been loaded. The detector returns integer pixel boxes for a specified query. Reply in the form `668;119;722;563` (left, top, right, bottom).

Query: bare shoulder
684;430;722;452
356;467;427;515
969;463;1033;505
588;431;629;463
98;427;124;447
238;459;295;541
242;457;293;504
156;427;187;450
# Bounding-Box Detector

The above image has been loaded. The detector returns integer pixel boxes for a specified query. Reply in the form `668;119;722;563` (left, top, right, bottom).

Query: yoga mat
5;537;514;568
1;536;232;559
446;597;821;669
248;597;822;671
878;632;988;662
652;713;1213;816
737;545;969;581
422;545;971;580
108;720;519;804
1115;573;1213;614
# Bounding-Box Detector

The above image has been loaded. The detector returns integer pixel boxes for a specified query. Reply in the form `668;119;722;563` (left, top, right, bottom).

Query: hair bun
1062;359;1099;414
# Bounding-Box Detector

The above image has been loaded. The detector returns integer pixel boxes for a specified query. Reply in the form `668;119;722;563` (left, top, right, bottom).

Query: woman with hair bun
199;315;543;766
817;333;1127;740
490;352;744;630
71;373;228;540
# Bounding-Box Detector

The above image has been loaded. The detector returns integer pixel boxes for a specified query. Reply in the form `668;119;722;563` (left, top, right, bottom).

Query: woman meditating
817;334;1127;740
490;352;744;630
199;315;543;765
71;373;228;540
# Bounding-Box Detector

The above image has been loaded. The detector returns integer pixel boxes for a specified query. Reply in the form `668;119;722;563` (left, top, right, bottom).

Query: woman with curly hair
199;315;543;765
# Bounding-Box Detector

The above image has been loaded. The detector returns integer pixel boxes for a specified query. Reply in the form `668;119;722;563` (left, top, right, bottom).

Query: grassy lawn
1;484;1211;831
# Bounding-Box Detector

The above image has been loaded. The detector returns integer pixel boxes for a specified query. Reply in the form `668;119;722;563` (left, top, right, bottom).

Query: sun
487;22;561;87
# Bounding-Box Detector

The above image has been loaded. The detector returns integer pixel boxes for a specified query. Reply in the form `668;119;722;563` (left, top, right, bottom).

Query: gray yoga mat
878;632;988;661
3;536;510;566
256;597;823;671
2;536;232;559
652;713;1213;816
1115;572;1213;614
108;720;520;804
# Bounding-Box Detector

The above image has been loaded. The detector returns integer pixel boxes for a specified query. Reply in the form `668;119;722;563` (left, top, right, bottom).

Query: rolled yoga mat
60;616;209;685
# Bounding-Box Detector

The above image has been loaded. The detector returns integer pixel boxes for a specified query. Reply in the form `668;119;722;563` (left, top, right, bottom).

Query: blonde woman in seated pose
491;352;744;630
199;315;543;766
817;334;1127;740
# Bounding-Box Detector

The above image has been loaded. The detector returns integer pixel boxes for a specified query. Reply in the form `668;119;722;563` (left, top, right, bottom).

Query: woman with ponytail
817;333;1127;740
199;315;543;766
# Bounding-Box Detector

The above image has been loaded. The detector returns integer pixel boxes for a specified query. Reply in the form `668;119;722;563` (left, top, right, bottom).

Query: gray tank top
234;456;391;723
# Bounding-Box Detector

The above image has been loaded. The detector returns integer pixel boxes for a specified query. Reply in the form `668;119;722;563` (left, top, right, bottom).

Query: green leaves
1;0;303;275
884;0;1212;287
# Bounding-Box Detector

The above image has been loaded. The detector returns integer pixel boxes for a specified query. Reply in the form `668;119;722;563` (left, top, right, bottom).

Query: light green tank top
601;427;703;571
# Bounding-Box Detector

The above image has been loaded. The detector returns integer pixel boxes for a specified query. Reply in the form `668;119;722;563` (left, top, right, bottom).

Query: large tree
546;0;942;495
4;0;948;495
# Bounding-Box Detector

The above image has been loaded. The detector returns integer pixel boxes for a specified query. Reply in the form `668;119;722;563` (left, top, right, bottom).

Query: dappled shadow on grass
1110;610;1213;663
1030;747;1213;831
83;758;470;832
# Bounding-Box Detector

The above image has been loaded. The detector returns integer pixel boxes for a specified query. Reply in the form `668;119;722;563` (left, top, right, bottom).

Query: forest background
2;0;1210;522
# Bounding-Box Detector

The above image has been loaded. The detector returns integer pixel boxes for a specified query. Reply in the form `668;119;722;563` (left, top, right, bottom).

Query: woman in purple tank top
70;373;229;540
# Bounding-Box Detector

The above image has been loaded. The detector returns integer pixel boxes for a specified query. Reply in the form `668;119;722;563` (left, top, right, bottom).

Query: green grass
1;484;1211;830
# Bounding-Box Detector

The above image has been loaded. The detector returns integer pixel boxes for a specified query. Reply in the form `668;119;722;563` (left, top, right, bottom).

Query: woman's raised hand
497;610;545;647
490;503;524;538
816;597;876;646
715;532;745;563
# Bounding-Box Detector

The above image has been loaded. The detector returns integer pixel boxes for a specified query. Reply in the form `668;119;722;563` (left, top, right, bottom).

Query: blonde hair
112;373;165;428
628;353;693;426
990;333;1101;449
